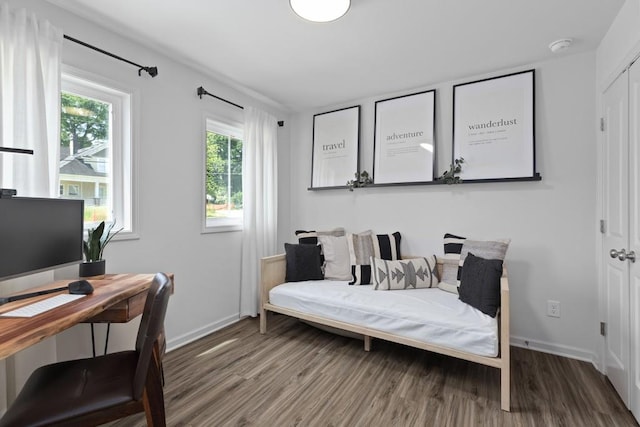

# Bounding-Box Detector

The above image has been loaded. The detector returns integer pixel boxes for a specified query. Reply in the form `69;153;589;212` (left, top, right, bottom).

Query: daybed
259;255;511;411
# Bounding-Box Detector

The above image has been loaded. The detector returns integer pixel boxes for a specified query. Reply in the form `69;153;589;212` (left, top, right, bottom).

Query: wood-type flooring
110;314;639;426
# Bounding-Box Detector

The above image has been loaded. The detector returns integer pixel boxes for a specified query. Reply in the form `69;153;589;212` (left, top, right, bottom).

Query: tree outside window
60;70;133;234
206;130;243;220
59;91;111;224
61;93;109;154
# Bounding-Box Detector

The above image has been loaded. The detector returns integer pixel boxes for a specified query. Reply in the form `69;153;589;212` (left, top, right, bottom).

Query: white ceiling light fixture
290;0;350;23
548;38;573;53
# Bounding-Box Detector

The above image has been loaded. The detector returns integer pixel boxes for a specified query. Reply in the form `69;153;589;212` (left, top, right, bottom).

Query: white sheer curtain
0;4;62;198
240;106;278;317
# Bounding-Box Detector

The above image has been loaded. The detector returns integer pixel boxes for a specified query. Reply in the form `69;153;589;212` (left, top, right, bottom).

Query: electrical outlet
547;300;560;318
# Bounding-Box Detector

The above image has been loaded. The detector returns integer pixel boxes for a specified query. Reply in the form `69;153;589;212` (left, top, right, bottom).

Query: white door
629;59;640;420
603;68;630;406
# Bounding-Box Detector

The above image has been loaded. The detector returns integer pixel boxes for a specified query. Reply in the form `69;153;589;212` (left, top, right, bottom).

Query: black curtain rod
197;86;284;127
63;34;158;78
0;147;34;155
197;86;243;110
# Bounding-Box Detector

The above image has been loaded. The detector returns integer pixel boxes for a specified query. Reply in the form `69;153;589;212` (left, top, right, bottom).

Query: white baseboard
511;335;597;366
166;313;240;352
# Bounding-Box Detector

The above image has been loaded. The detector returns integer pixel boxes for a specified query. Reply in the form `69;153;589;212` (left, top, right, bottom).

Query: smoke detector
549;38;572;53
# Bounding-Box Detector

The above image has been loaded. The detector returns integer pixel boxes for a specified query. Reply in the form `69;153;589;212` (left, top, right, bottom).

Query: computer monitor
0;197;84;280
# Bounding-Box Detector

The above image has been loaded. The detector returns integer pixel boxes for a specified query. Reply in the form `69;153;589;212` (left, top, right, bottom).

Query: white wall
597;0;640;91
287;51;599;362
0;0;291;405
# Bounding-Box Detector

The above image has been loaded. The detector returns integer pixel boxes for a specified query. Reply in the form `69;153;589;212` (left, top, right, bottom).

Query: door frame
600;68;630;405
597;51;640;374
597;56;640;426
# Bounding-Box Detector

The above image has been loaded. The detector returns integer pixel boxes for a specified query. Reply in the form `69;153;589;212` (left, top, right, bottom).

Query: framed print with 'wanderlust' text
453;69;536;181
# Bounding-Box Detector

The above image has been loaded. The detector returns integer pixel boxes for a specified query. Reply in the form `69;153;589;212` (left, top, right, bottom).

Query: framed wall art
311;105;360;189
453;69;536;181
373;90;436;184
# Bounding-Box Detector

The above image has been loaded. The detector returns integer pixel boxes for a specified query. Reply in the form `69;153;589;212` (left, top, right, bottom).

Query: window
203;117;243;232
60;69;134;235
67;184;80;196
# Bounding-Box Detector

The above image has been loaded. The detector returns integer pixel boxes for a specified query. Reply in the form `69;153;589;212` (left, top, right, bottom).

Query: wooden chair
0;272;172;427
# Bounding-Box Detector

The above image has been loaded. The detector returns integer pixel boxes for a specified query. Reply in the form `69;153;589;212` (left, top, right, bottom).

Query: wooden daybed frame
259;255;511;412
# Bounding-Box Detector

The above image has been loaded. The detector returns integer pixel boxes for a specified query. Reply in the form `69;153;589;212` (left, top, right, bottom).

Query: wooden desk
0;273;170;360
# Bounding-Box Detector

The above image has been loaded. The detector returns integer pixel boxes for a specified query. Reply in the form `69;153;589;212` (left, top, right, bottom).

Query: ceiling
49;0;624;111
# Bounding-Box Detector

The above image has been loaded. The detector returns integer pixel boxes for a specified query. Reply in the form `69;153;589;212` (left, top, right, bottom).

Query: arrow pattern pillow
371;256;438;290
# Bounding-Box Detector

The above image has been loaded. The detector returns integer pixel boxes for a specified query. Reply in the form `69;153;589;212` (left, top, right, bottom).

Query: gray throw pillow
457;239;510;286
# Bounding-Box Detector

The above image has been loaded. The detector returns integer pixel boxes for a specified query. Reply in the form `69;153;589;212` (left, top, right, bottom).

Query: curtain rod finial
138;66;158;77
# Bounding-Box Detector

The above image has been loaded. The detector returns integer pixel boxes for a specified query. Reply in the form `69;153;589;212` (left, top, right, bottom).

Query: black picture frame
373;90;436;184
310;105;360;189
452;69;537;182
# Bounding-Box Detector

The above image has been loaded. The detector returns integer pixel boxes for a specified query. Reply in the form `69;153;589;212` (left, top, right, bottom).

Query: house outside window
60;68;134;234
203;117;243;232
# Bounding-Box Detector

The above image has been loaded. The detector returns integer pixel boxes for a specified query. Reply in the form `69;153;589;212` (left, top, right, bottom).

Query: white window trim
61;65;139;240
202;113;244;234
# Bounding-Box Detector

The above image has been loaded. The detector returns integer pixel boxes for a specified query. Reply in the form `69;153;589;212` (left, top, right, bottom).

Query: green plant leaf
83;220;122;262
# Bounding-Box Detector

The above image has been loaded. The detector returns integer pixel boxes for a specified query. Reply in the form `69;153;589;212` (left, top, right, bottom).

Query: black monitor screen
0;197;84;280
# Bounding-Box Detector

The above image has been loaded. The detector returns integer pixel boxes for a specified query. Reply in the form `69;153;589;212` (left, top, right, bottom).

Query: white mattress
269;280;498;357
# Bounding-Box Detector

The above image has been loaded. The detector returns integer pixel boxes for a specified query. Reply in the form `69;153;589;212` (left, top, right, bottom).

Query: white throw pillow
318;235;352;281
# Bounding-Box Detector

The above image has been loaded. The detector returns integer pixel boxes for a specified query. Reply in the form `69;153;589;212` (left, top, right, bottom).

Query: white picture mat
374;91;435;183
312;107;359;188
454;71;534;180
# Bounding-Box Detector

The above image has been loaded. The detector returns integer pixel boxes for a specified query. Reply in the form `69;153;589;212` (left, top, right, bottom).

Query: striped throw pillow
438;233;466;294
295;227;345;245
347;231;401;285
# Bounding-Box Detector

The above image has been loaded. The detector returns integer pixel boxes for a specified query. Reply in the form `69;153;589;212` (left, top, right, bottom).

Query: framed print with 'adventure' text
453;69;536;181
311;106;360;189
373;90;436;184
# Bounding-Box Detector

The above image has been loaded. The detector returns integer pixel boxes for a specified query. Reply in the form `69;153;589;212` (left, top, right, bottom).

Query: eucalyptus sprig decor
347;170;373;191
439;157;465;184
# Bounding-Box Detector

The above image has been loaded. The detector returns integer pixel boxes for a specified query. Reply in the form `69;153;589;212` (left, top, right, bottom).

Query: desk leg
104;322;111;355
90;322;112;357
91;323;96;357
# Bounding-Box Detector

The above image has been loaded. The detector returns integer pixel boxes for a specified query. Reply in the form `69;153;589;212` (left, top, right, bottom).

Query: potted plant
79;221;122;278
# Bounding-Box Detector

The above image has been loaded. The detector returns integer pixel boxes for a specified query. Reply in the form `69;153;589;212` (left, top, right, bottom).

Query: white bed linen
269;280;498;357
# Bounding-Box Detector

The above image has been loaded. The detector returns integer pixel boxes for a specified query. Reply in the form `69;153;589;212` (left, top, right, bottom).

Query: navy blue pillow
458;252;503;318
284;243;324;282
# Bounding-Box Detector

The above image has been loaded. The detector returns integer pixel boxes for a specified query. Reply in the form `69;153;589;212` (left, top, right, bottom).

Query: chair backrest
132;272;172;399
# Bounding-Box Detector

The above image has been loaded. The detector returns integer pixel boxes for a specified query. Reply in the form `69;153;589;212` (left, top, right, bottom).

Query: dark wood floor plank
108;315;639;427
